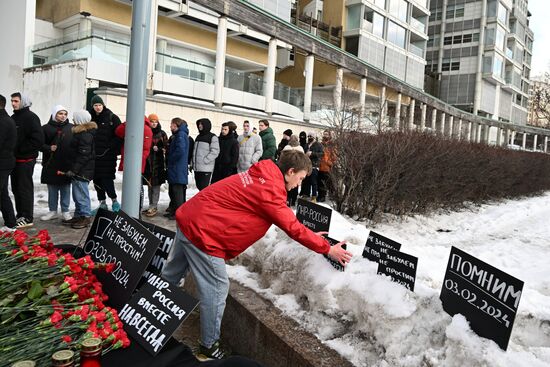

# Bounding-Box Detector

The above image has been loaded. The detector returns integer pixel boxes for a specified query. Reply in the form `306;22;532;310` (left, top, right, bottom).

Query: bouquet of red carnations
0;229;130;366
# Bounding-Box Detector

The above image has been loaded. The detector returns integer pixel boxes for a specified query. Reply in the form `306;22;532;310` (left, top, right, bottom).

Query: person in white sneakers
40;105;74;222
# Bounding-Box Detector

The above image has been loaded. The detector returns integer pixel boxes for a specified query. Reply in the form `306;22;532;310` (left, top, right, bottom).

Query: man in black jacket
0;95;17;231
10;92;44;228
88;95;122;213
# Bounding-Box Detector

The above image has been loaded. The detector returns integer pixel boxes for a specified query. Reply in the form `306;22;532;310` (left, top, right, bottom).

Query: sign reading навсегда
362;231;402;263
323;236;346;272
137;220;175;278
440;246;524;351
377;248;417;291
84;208;160;309
296;198;332;232
119;273;199;355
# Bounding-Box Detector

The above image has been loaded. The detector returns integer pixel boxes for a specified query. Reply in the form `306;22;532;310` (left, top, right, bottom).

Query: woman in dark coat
211;121;239;184
165;118;189;220
40;105;73;222
63;110;97;229
88;95;122;213
143;114;168;217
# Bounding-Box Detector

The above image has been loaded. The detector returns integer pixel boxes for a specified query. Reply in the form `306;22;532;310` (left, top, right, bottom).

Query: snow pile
228;194;550;366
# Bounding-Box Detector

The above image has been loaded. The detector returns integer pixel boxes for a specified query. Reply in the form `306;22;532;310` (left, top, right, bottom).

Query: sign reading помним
296;198;332;232
84;208;160;309
440;246;524;351
119;273;199;355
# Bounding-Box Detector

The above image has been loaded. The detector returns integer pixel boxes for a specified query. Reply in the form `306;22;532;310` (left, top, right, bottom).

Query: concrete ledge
221;282;354;367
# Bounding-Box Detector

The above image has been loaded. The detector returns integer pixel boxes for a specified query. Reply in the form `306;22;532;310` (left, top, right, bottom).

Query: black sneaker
15;217;33;229
196;340;228;360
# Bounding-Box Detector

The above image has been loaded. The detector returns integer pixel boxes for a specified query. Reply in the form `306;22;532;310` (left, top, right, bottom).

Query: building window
444;36;453;45
345;36;359;56
495;26;505;51
497;2;508;24
389;0;408;22
364;8;385;37
387;20;406;48
493;54;504;78
446;5;464;19
429;9;443;21
462;34;472;43
451;62;460;70
347;4;362;30
453;35;462;44
473;32;480;42
373;0;386;9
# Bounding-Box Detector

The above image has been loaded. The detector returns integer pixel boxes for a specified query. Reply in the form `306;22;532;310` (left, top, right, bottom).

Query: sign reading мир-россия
84;208;160;309
440;246;524;351
119;273;199;356
296;198;332;232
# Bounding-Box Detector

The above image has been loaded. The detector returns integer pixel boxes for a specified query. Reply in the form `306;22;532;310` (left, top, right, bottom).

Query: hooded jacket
88;105;122;179
211;131;239;183
259;127;277;161
11;95;44;160
115;118;153;173
0;109;17;170
167;124;190;185
70;122;97;181
237;130;262;172
176;159;331;260
40;108;74;185
193;119;220;172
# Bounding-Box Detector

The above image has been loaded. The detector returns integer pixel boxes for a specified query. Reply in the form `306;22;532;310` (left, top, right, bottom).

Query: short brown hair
277;150;312;175
259;119;269;127
171;117;187;127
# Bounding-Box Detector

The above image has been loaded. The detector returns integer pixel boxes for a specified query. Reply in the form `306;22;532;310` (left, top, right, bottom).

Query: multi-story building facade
342;0;429;89
425;0;534;125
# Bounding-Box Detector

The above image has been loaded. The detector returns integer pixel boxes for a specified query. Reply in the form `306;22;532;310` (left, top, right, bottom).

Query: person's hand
315;231;329;237
327;241;352;267
153;146;159;152
64;171;75;178
188;164;193;173
51;145;57;152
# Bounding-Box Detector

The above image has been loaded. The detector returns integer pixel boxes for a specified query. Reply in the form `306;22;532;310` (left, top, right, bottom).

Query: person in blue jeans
62;110;97;229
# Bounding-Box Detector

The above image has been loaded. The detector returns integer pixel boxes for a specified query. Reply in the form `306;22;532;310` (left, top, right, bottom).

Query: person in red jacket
162;150;352;360
114;117;153;213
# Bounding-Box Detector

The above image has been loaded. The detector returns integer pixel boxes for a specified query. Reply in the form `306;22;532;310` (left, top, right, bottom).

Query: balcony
290;10;342;47
409;43;425;58
410;17;426;34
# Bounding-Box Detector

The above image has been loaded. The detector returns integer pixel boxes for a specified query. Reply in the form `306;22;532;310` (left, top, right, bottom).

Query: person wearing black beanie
276;128;293;161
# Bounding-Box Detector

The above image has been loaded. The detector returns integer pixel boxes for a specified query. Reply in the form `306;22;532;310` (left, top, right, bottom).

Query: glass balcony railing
505;48;514;59
410;18;426;34
31;30;130;66
409;43;424;57
31;31;304;110
155;52;215;84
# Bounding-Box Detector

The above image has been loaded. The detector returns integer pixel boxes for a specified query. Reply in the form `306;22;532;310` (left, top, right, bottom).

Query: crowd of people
0;93;336;232
0;91;346;362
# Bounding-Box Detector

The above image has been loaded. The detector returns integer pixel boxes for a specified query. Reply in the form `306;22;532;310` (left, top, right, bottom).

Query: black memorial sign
323;236;346;272
362;231;402;263
119;273;199;355
137;220;175;277
377;248;417;291
84;208;160;309
440;246;523;350
296;198;332;232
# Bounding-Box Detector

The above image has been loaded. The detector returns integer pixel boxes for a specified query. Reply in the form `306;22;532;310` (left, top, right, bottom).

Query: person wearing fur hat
88;95;122;213
40;105;74;222
276;128;293;161
10;92;44;228
62;110;97;229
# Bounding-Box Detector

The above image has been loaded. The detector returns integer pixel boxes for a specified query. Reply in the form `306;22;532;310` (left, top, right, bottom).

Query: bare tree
529;73;550;128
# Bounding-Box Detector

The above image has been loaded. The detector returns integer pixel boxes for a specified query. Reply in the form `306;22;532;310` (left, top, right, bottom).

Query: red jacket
176;160;331;260
115;117;153;173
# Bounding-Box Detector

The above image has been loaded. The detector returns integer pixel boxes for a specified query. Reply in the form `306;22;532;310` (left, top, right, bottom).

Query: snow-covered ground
9;164;550;366
227;194;550;366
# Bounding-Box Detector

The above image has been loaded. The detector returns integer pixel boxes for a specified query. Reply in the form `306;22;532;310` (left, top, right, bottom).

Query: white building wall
22;60;88;124
480;81;496;115
34;19;62;45
0;0;35;112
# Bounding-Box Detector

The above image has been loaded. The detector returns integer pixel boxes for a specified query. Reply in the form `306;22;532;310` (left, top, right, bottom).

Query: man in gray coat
193;118;220;190
237;120;263;172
